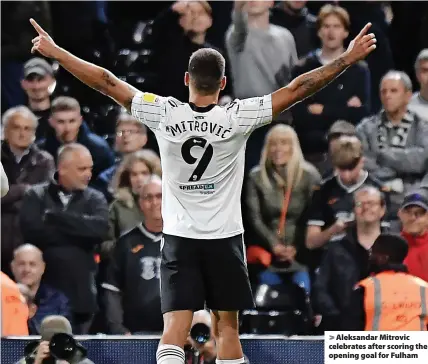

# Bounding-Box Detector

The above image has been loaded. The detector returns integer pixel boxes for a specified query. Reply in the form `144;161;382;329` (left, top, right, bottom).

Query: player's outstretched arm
271;23;377;118
29;18;138;112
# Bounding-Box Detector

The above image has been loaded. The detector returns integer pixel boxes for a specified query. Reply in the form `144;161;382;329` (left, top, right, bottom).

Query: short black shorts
160;233;254;314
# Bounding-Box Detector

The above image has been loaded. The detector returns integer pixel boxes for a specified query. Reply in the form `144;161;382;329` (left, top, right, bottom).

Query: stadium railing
1;335;324;364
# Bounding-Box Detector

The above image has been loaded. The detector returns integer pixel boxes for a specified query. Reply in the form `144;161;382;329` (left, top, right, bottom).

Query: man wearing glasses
313;185;386;331
95;113;148;200
102;175;163;334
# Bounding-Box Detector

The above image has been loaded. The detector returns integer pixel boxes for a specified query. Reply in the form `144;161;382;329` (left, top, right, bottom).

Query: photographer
186;310;250;364
17;315;94;364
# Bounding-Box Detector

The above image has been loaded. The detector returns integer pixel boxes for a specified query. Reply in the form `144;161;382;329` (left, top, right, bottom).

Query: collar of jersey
189;102;216;113
335;170;368;193
138;223;162;242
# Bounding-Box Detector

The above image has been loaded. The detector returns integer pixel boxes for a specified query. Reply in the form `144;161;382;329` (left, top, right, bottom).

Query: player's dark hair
188;48;225;95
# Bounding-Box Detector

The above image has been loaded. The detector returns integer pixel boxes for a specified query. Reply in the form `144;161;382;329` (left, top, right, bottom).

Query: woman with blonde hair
246;124;320;293
107;149;161;245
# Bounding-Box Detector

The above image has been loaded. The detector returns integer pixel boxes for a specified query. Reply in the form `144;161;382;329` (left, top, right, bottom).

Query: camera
190;323;211;345
184;322;212;364
24;333;87;364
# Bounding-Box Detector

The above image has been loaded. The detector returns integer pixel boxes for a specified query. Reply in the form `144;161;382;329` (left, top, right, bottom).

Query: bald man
11;244;70;335
19;143;109;334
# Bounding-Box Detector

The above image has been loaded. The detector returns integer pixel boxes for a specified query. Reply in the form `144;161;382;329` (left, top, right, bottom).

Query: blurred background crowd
1;0;428;341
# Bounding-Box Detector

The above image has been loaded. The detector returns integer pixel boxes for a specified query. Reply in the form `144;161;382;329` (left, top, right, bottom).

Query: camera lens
190;323;211;344
49;333;76;361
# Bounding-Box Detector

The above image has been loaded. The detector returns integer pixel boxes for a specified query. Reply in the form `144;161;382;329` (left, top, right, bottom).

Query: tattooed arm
272;57;350;118
271;22;377;118
29;19;138;112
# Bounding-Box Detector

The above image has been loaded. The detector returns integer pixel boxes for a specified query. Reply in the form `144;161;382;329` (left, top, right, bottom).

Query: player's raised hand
29;18;59;58
344;22;377;64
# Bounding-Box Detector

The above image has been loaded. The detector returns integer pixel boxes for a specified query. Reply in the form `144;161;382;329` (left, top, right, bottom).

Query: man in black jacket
20;143;109;334
313;185;386;331
102;175;163;334
270;0;318;58
291;4;371;165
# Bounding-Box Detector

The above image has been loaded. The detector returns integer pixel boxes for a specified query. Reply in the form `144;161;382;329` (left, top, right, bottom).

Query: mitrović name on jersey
166;120;232;138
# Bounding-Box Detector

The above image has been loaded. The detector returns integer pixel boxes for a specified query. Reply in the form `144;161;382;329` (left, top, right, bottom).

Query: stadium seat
240;282;312;336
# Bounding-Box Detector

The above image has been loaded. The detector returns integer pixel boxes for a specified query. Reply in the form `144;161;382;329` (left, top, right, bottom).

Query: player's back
131;92;272;239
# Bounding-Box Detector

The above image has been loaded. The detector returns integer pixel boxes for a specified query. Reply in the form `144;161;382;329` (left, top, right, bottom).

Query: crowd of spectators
1;0;428;337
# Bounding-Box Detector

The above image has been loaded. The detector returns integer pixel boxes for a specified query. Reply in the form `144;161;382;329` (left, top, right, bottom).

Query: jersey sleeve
130;91;168;131
307;185;327;227
101;245;124;293
229;94;273;135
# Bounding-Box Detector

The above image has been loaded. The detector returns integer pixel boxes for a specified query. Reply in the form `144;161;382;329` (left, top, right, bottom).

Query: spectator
1;1;52;113
20;143;109;334
246;124;320;292
185;310;218;364
20;58;56;140
338;1;395;113
313;186;385;331
185;310;251;364
14;315;95;364
38;96;115;185
226;0;298;170
317;119;357;176
357;70;428;215
305;136;390;274
94;113;148;201
409;49;428;120
102;175;163;334
1;106;54;278
11;244;71;335
225;0;297;101
398;189;428;282
144;1;231;103
270;0;318;58
291;4;371;169
102;150;161;257
1;271;29;336
345;234;428;331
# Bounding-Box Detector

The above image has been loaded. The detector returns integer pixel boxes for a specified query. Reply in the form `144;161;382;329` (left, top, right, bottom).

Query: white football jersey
131;91;273;239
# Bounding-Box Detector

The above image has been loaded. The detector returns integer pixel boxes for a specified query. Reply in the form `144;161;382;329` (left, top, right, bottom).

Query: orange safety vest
358;271;428;331
1;272;29;336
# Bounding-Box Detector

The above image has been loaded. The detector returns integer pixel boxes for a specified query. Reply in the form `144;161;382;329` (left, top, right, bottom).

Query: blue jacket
93;160;120;202
38;122;115;186
29;283;71;335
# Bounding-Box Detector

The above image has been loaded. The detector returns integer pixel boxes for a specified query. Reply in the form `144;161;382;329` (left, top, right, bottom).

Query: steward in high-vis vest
1;271;29;336
344;233;428;331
